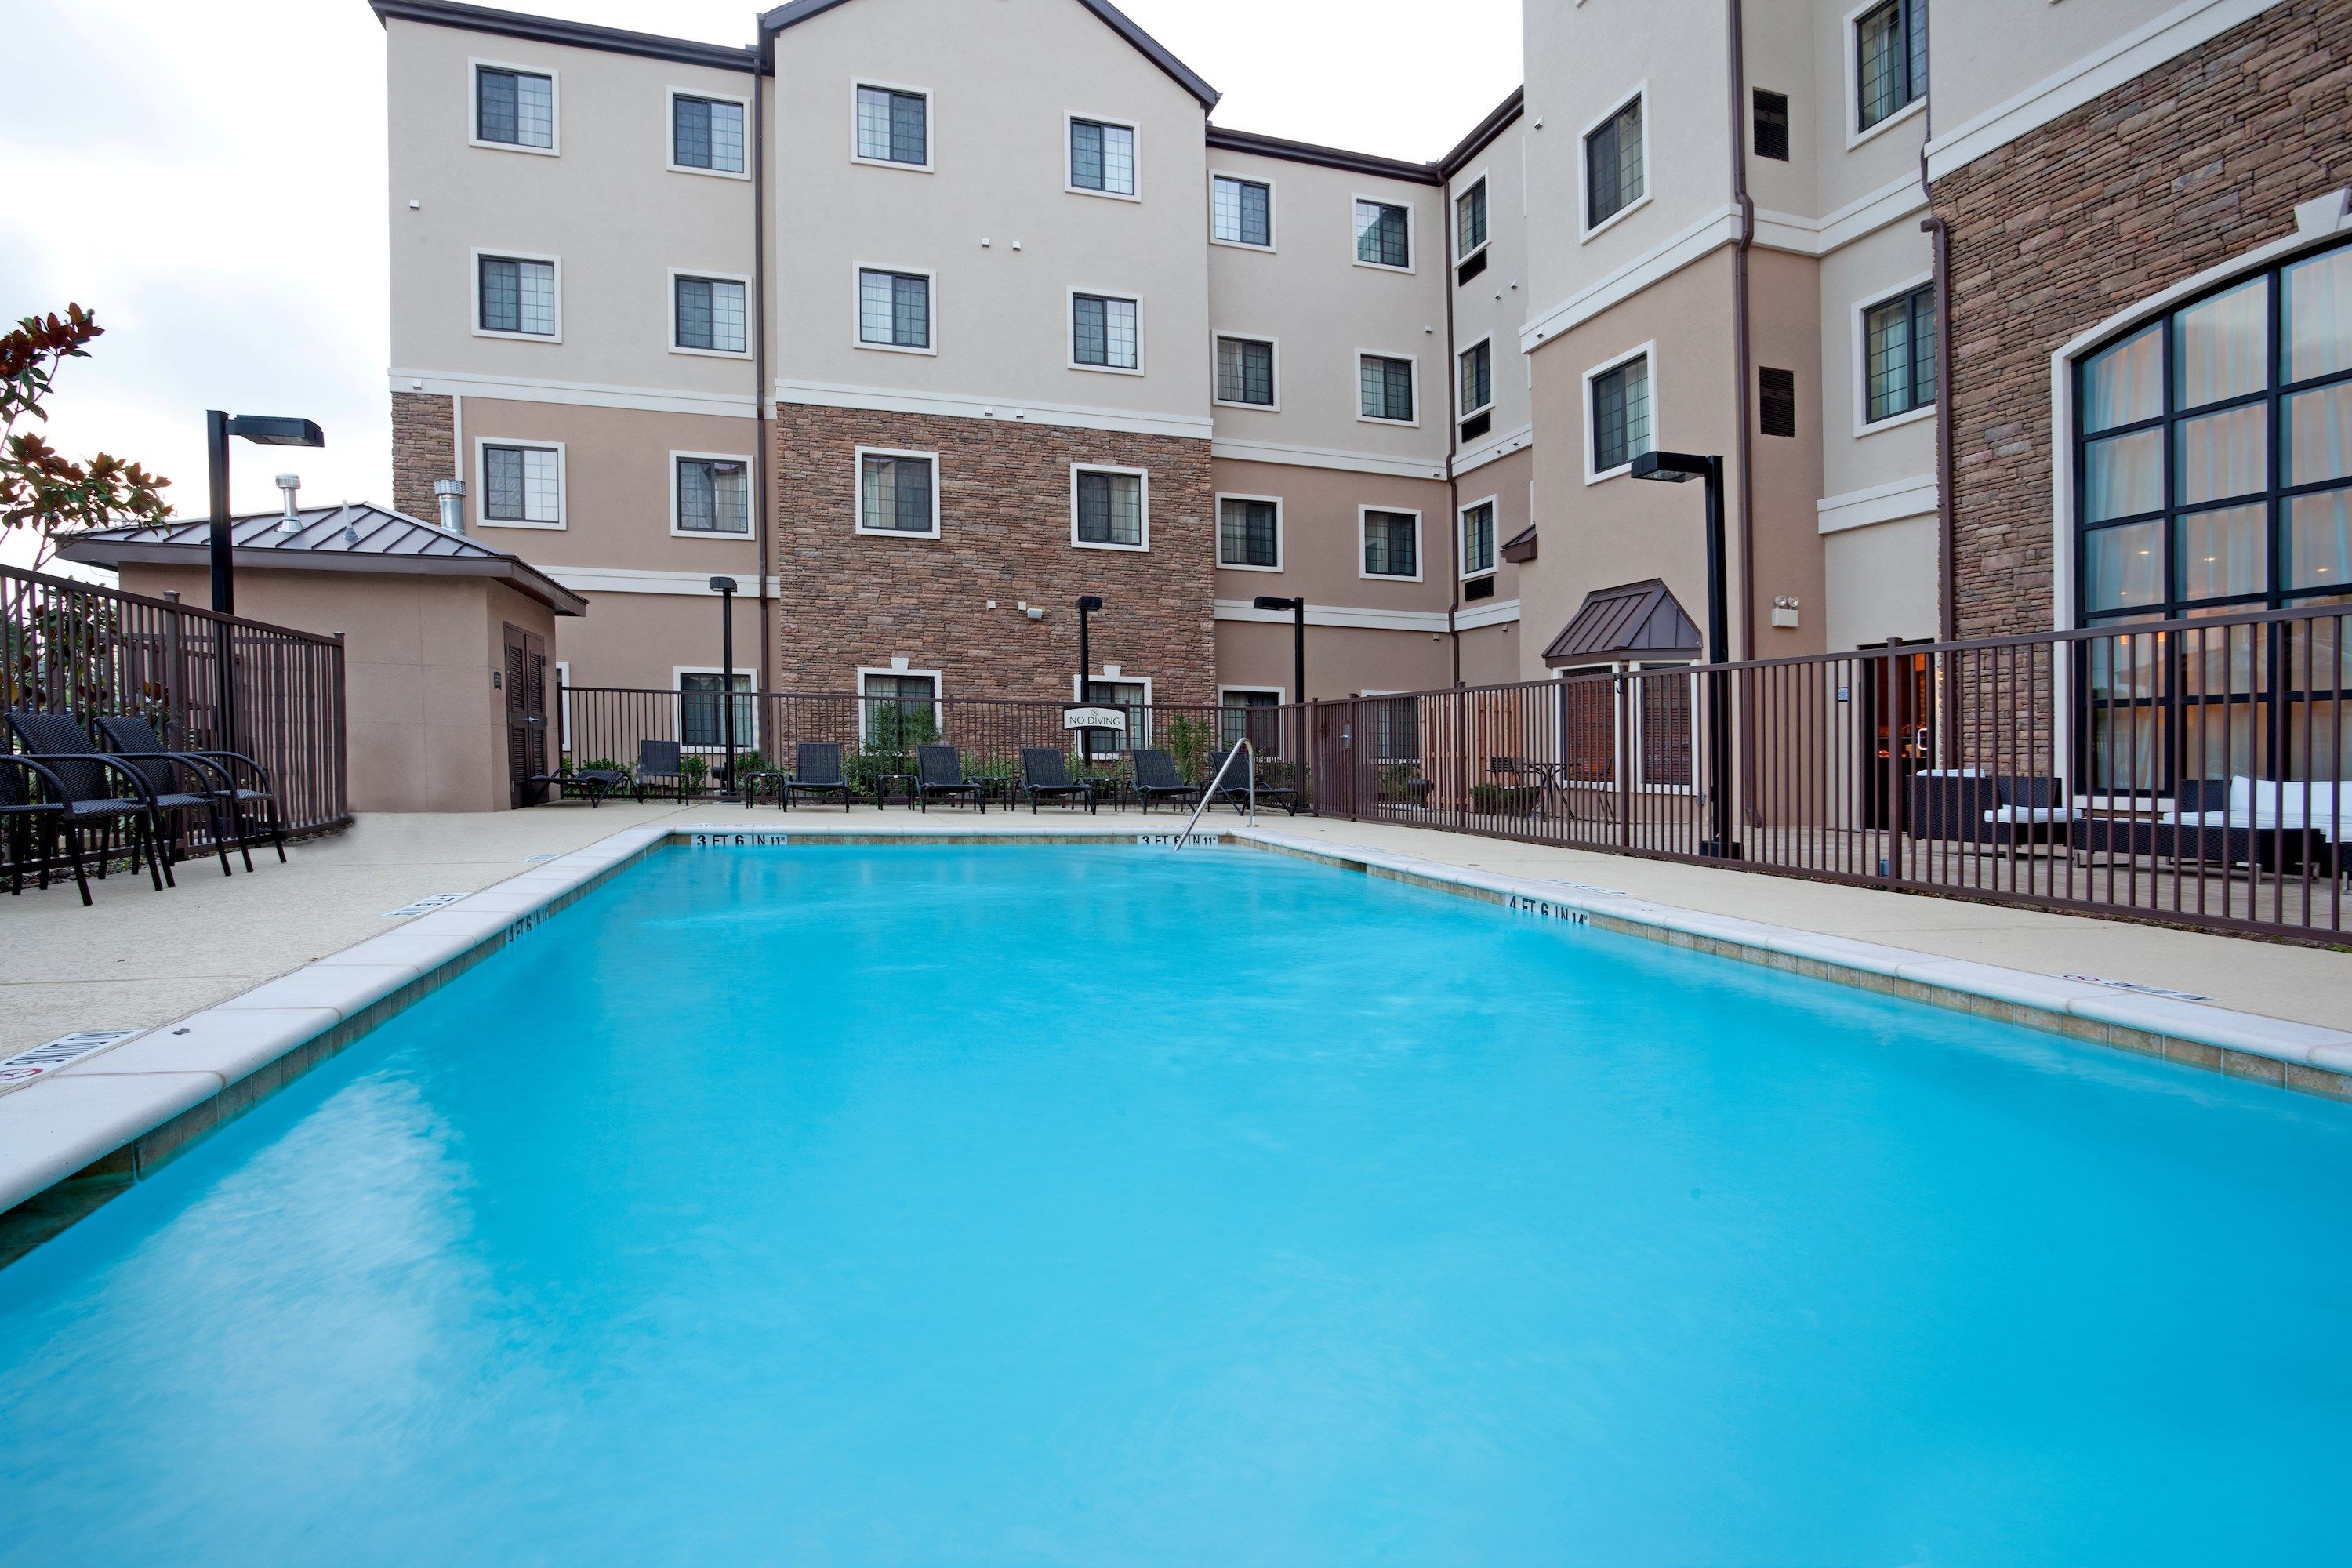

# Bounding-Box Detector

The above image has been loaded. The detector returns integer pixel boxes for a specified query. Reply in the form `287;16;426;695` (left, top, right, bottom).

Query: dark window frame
1584;93;1645;230
1211;174;1273;248
853;84;930;167
1862;282;1936;423
1359;354;1416;424
671;92;746;173
1759;366;1798;437
1214;336;1276;407
1217;496;1281;569
1354;199;1412;270
1752;89;1790;162
1855;0;1928;134
675;456;751;535
474;64;554;151
1361;508;1420;579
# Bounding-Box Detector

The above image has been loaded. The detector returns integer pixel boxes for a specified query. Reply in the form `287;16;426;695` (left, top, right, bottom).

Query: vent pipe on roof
274;474;303;533
434;477;466;536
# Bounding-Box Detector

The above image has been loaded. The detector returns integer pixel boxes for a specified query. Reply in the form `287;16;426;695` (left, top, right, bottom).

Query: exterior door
504;623;548;807
1859;642;1931;829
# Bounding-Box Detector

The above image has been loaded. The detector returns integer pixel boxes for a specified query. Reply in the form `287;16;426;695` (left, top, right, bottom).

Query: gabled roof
370;0;759;73
760;0;1218;109
59;503;589;616
1541;579;1703;668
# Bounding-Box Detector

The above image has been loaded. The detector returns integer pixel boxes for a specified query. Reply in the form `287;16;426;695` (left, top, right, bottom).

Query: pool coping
5;817;2349;1264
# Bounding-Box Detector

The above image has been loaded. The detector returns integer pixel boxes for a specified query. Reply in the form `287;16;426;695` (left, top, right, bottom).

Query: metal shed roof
58;503;590;616
1541;579;1703;668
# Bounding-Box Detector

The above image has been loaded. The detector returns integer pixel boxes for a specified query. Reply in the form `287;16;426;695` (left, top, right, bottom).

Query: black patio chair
4;710;178;891
1018;747;1097;814
781;742;851;811
633;739;688;801
913;745;984;812
525;765;629;808
1131;749;1202;814
1205;749;1301;816
2;753;92;904
96;714;286;867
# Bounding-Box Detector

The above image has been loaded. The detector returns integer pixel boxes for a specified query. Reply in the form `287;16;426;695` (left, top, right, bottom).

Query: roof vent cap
274;474;302;533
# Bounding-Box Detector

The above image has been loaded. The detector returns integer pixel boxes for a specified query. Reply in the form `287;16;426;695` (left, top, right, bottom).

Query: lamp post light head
709;575;739;595
1252;595;1303;612
1628;449;1711;483
224;415;325;448
1076;594;1103;612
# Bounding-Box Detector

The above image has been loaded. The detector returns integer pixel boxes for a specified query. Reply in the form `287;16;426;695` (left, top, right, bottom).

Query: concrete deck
7;801;2348;1061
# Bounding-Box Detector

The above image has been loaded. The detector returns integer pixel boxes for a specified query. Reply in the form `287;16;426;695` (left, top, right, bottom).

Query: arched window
2074;238;2352;627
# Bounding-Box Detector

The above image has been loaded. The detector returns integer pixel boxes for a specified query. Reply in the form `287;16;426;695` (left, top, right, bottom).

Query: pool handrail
1175;739;1254;844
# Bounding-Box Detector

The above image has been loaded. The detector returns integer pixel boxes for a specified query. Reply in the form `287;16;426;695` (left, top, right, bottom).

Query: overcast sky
1;0;1521;569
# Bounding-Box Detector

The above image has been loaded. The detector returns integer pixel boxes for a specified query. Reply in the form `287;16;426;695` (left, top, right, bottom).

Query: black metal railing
2;564;350;853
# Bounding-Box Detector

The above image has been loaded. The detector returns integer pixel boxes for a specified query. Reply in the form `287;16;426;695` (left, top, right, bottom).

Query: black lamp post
206;411;325;615
1075;595;1103;762
710;575;739;797
1252;594;1307;768
1629;449;1738;858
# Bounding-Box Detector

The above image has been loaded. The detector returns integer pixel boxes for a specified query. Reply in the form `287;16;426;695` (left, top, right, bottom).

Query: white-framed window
475;438;564;529
1210;172;1273;249
671;270;750;356
1073;672;1152;754
855;266;933;352
1585;343;1656;481
1455;176;1488;262
1458;337;1494;417
677;666;757;751
1068;114;1138;198
1071;464;1149;550
1582;87;1649;238
1070;291;1142;372
472;60;556;154
1459;495;1497;578
669;89;747;176
1358;352;1417;425
1216;493;1283;571
473;250;560;340
1214;335;1277;408
1851;0;1927;140
853;82;930;169
1359;506;1421;580
855;447;940;538
672;452;753;537
857;666;942;743
1353;197;1411;271
1216;684;1286;754
1856;275;1936;430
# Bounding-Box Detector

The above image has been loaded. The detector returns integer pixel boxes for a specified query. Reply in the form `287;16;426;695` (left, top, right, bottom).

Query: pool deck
5;800;2350;1252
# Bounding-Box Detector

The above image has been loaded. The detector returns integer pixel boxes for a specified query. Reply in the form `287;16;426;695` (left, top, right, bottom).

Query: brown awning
1541;578;1702;668
1500;524;1537;564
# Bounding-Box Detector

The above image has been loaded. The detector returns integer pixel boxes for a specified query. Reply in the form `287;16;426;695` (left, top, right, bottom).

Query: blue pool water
1;844;2348;1565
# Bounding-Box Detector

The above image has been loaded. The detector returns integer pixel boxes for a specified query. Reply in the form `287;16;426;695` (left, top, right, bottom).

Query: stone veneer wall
390;391;456;524
1929;0;2352;637
773;405;1218;702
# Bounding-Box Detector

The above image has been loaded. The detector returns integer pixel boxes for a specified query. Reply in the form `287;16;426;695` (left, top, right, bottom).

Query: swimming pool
1;842;2347;1564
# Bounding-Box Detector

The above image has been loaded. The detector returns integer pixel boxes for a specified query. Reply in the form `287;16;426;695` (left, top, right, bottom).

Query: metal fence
559;686;1300;803
2;564;350;844
1308;602;2350;946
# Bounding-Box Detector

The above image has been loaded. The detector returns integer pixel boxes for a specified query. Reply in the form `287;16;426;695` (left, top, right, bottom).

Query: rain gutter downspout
1918;62;1955;642
751;48;775;693
1727;0;1757;660
1443;216;1463;688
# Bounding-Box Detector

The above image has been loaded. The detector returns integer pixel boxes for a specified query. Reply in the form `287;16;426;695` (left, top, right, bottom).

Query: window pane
855;86;894;160
2176;503;2267;601
1073;296;1105;363
673;96;710;168
1070;119;1102;188
477;69;517;144
1103;297;1137;367
676;277;712;350
1462;503;1495;574
1099;123;1134;194
1363;511;1416;576
2287;487;2352;591
1592;357;1650;471
893;275;927;347
1864;289;1930;422
2287;383;2352;486
1212;176;1270;246
477;68;552;149
862;455;933;533
485;446;523;519
1073;295;1134;368
514;73;554;149
1355;201;1408;267
2084;520;2163;612
1076;471;1142;545
2174;402;2267;506
2286;245;2352;382
1587;99;1643;226
1072;120;1131;194
1457;181;1486;255
1216;338;1272;405
1856;1;1919;130
1359;355;1412;421
678;459;747;534
681;673;752;749
710;100;745;172
890;93;924;164
1460;341;1491;412
2082;325;2161;433
2083;428;2162;521
2172;276;2269;408
1218;499;1278;567
480;257;518;332
517;260;554;334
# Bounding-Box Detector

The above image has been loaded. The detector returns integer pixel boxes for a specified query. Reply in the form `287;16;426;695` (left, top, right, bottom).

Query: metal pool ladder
1173;739;1254;847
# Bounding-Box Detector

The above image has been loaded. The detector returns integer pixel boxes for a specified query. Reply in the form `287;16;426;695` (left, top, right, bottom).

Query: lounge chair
2;753;90;903
1018;746;1097;813
526;764;629;808
781;742;851;811
1205;749;1301;815
97;714;287;866
633;739;688;801
1131;749;1201;814
3;710;180;891
913;745;984;812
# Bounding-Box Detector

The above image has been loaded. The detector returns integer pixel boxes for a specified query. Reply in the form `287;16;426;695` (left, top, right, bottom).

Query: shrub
1468;782;1540;815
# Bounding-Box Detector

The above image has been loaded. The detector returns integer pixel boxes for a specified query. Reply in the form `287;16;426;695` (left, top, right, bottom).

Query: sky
0;0;1522;571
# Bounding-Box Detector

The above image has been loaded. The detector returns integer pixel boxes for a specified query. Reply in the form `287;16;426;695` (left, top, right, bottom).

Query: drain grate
2060;974;2213;1004
383;892;466;919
